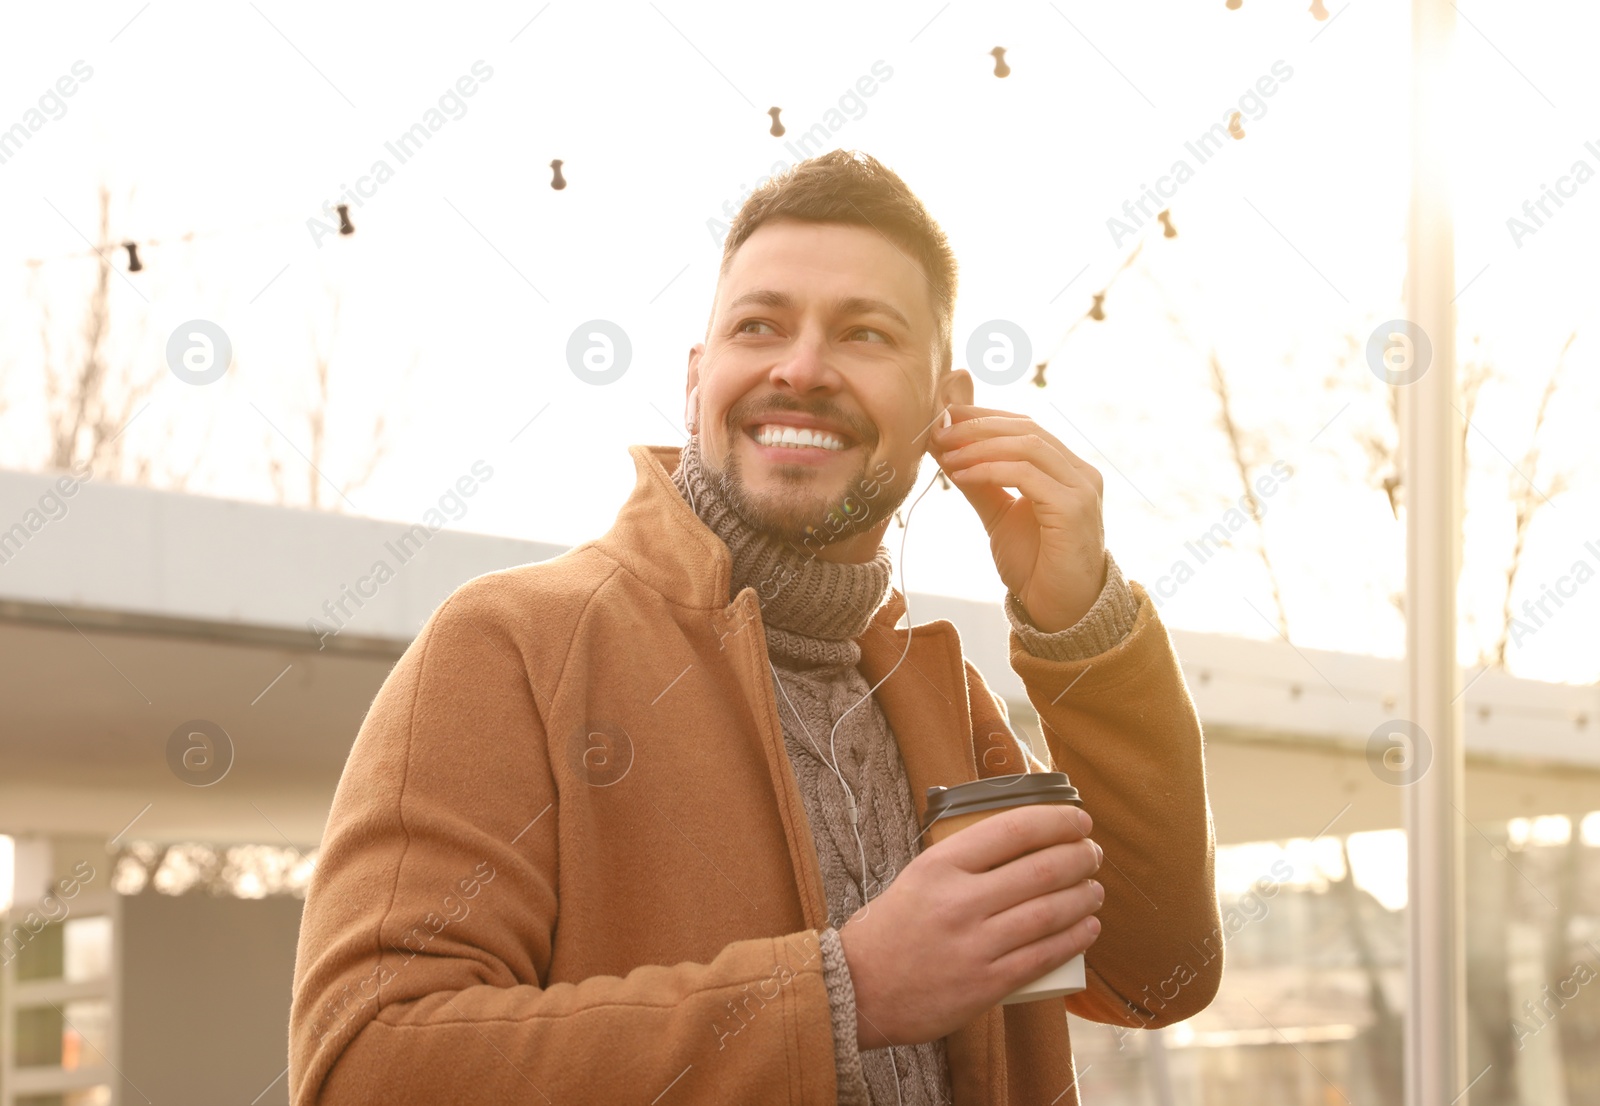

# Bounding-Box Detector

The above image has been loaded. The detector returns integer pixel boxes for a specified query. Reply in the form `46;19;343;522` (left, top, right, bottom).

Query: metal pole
1404;0;1466;1102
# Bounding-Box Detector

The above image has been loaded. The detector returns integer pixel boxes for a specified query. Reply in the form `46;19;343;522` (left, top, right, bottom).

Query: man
288;149;1222;1105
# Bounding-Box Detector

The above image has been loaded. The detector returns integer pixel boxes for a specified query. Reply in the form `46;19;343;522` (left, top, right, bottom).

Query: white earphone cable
767;455;944;1106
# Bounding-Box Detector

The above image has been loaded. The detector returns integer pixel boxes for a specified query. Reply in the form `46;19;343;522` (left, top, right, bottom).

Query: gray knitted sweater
670;434;1136;1105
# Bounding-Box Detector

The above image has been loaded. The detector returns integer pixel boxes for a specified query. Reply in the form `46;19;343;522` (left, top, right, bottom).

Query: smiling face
687;219;971;562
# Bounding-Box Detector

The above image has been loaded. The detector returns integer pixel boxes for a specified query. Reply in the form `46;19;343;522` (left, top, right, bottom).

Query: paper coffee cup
922;772;1089;1004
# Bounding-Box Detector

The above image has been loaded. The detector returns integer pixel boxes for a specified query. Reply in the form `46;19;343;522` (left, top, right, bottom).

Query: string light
18;209;327;270
15;159;571;269
1032;231;1155;388
22;222;248;270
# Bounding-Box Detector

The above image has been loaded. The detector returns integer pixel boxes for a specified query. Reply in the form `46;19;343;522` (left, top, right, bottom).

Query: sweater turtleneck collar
669;432;894;669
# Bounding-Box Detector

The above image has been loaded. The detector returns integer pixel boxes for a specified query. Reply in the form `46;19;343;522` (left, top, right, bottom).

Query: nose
768;329;841;398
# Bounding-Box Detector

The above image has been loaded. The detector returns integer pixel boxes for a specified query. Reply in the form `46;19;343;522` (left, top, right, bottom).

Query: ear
686;343;704;404
924;369;975;455
939;368;975;413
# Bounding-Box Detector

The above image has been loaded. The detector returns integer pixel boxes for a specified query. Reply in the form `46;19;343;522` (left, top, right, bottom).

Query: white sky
2;0;1598;696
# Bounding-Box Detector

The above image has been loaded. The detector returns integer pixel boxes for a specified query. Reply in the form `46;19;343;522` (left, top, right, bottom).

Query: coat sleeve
973;579;1223;1028
287;581;840;1105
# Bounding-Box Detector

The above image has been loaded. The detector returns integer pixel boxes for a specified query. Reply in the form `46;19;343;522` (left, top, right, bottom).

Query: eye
848;327;890;344
737;319;776;335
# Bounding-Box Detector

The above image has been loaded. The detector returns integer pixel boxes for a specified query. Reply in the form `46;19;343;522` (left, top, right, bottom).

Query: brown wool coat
287;444;1224;1105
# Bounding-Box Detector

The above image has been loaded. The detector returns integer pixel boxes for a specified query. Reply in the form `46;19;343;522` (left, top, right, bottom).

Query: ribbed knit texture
669;432;1139;1105
1004;554;1138;662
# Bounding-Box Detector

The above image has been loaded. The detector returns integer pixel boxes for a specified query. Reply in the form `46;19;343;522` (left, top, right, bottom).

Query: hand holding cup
837;774;1102;1049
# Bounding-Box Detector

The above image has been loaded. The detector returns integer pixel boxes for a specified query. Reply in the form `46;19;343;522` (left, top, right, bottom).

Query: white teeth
754;424;846;451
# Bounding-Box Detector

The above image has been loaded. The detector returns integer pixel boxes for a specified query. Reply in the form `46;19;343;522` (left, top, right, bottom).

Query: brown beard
703;432;920;554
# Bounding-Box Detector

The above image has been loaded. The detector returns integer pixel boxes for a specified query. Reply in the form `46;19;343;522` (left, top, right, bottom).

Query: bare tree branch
266;427;287;504
47;186;115;470
1490;331;1577;667
31;184;163;479
339;350;415;501
1207;349;1291;639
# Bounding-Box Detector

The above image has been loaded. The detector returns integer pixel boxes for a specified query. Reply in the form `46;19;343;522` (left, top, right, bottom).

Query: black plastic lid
922;771;1084;832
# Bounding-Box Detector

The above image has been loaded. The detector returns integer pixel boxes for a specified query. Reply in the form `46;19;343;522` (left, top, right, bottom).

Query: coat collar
608;443;915;620
597;444;737;611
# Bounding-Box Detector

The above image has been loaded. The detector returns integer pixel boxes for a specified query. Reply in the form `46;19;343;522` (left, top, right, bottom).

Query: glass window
16;1090;112;1106
1064;810;1600;1104
63;915;112;983
12;1000;111;1072
8;915;65;983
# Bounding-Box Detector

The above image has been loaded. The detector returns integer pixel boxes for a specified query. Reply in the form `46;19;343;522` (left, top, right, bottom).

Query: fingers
939;430;1084;493
970;838;1102;920
932;406;1104;494
983;878;1104;970
930;803;1091;874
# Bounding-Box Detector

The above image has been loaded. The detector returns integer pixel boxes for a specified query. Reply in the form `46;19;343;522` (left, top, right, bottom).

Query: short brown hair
714;149;958;379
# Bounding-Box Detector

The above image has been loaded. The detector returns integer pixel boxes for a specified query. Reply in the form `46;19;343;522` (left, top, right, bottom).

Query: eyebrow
724;289;913;332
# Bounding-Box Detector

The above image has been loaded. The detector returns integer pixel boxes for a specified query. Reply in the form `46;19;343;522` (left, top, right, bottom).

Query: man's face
687;219;969;560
